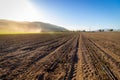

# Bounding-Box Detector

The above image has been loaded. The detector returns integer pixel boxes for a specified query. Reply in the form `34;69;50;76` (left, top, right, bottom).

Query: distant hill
0;20;67;33
33;22;67;32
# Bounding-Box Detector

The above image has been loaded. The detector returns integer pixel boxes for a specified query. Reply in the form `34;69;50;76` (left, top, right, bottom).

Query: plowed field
0;32;120;80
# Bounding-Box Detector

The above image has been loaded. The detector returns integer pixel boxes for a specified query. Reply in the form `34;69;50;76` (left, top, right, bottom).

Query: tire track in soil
82;34;119;80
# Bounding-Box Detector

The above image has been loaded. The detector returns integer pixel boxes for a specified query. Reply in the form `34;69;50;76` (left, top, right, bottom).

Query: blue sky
32;0;120;30
0;0;120;30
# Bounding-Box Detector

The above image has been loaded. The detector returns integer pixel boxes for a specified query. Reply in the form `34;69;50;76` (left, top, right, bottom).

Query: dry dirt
0;32;120;80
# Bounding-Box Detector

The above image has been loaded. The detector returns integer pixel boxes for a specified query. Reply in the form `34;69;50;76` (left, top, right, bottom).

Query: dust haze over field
0;20;67;34
0;20;41;33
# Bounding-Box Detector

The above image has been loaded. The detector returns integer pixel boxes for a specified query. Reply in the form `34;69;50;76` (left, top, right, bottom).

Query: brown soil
0;32;120;80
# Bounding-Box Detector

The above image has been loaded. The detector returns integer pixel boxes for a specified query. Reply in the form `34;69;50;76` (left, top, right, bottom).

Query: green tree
109;29;113;32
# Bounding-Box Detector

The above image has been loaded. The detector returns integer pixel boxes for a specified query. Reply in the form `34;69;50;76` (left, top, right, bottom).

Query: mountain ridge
0;20;67;33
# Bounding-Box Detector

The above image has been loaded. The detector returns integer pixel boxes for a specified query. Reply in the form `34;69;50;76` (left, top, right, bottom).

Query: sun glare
0;0;44;22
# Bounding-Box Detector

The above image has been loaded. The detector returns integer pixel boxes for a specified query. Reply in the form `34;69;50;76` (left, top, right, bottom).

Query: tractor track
82;34;118;80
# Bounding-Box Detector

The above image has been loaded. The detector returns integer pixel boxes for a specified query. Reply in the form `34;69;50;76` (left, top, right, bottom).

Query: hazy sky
0;0;120;30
